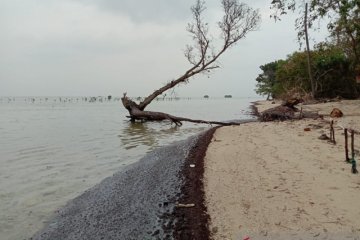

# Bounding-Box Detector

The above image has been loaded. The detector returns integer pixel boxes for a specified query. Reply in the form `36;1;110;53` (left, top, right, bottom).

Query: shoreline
167;102;261;239
31;99;360;239
204;99;360;239
33;135;200;239
31;104;257;240
171;127;218;239
170;103;261;239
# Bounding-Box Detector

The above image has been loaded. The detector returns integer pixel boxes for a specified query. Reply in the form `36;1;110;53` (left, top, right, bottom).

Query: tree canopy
255;43;359;99
271;0;359;73
260;0;359;100
255;61;283;99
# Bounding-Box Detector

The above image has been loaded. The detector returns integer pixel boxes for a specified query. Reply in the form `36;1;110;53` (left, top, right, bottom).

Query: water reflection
119;121;184;150
0;97;259;240
120;122;157;150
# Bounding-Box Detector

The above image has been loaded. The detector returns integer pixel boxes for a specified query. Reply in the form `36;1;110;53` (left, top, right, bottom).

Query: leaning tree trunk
121;0;260;126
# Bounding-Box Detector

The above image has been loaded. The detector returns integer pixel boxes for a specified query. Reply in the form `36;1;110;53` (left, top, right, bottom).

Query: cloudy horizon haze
0;0;328;98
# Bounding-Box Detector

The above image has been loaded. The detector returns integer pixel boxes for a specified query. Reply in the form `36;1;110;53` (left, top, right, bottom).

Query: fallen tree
260;98;322;121
121;0;260;126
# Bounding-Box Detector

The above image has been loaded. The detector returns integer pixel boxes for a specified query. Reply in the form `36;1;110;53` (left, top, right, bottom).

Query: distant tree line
255;0;360;100
256;43;359;99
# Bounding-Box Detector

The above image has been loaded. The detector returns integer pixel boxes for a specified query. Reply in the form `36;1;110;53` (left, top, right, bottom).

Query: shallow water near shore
0;96;258;240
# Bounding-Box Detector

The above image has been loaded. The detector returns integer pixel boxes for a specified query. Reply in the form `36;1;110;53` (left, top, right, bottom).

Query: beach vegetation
256;42;359;99
257;0;360;100
255;60;284;99
270;0;359;60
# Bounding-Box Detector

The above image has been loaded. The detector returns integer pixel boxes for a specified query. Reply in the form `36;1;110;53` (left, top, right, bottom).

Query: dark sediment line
172;127;219;240
171;117;258;239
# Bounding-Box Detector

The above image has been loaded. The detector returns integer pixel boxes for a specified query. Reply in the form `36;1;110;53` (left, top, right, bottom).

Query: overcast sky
0;0;328;97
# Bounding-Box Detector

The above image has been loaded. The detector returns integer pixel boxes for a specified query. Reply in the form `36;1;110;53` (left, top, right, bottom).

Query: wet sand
204;100;360;239
33;135;199;240
32;128;221;240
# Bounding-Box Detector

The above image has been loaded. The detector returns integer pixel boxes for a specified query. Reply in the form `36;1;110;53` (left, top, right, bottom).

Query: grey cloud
82;0;263;22
74;0;196;22
0;0;328;97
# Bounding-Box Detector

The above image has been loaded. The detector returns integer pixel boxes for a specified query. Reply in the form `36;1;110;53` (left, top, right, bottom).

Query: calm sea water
0;96;258;240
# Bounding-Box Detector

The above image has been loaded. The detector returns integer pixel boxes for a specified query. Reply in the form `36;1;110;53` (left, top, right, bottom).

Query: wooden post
352;159;358;174
332;121;336;144
349;129;358;174
345;128;349;162
330;121;333;141
351;130;355;160
329;120;335;144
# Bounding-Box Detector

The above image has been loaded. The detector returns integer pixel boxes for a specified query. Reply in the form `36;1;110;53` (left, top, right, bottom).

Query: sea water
0;96;258;240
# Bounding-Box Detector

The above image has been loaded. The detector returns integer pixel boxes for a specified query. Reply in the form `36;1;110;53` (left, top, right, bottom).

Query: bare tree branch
121;0;260;125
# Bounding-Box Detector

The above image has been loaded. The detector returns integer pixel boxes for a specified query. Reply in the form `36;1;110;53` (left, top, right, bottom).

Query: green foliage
276;52;310;93
271;0;360;70
255;43;359;99
255;61;283;99
312;43;356;98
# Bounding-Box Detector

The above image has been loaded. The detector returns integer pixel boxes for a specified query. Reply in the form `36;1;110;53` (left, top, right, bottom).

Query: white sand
204;100;360;240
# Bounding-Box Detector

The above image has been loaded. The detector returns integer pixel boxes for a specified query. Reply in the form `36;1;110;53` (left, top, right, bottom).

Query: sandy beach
26;99;360;240
204;100;360;239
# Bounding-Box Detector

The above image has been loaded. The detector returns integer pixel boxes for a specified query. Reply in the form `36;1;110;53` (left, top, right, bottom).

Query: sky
0;0;328;97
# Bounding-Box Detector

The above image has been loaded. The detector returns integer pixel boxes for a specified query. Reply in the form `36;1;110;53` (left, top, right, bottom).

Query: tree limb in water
122;94;243;126
121;0;260;125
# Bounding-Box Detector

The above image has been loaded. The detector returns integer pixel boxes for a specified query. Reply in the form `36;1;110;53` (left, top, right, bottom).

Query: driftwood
176;203;195;208
260;98;299;121
260;105;296;121
282;98;303;109
260;98;320;122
